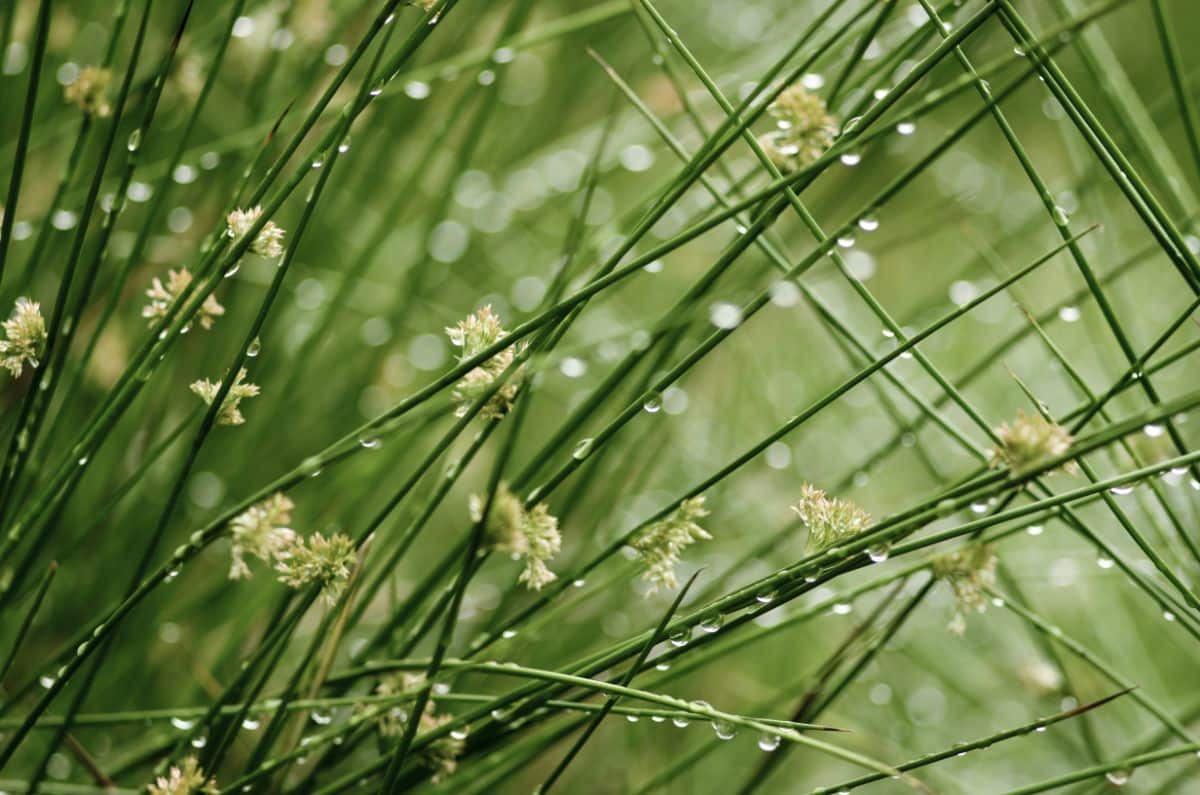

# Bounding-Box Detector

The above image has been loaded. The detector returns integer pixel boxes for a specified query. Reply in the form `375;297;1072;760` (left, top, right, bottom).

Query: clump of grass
0;0;1198;792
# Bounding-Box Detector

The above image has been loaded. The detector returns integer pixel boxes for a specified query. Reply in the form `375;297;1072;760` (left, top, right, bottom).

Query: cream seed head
792;484;870;553
0;297;46;378
226;206;286;259
189;367;261;426
932;543;998;635
273;531;357;605
991;411;1075;475
64;66;113;118
142;268;225;330
631;496;711;595
762;84;838;170
227;492;296;580
469;483;562;590
446;306;523;419
148;756;216;795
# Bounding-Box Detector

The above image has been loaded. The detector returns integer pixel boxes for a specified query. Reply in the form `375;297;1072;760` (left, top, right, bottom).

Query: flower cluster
148;757;216;795
990;411;1076;475
470;483;561;590
226;206;286;259
142;268;225;330
64;66;112;118
189;368;260;426
446;306;522;419
227;493;297;580
273;531;357;605
758;84;838;171
381;674;464;782
932;543;998;634
793;484;871;552
631;496;711;594
0;297;46;378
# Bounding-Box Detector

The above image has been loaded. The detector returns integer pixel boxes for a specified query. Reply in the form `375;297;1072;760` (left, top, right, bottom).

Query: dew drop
1143;423;1165;438
857;215;880;232
449;727;469;740
170;717;195;730
757;733;782;752
126;129;142;152
895;121;916;136
572;438;594;460
711;720;736;740
242;718;261;730
1026;524;1044;536
668;628;691;647
247;337;261;357
310;711;333;725
839;152;862;167
867;544;890;563
643;392;663;413
1109;485;1134;496
754;591;774;604
1105;769;1131;786
697;614;724;633
1096;557;1114;569
672;715;689;727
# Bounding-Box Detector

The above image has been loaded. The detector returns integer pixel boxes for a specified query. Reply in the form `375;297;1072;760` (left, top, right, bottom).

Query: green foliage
0;0;1199;792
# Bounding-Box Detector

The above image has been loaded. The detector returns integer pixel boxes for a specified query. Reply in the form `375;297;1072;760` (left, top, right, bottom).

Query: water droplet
310;711;333;725
643;392;663;413
757;733;782;752
246;337;261;358
126;129;142;152
1105;769;1131;786
242;718;261;730
836;235;855;248
711;719;736;740
78;456;89;466
1164;611;1176;622
1096;557;1114;569
170;717;195;730
668;628;691;647
1026;524;1044;536
625;714;640;723
970;501;989;514
224;262;240;278
839;152;861;166
1013;46;1026;57
698;614;724;633
672;715;689;727
572;438;594;460
832;602;852;615
1143;423;1165;438
191;735;207;748
867;544;890;563
895;121;916;136
39;675;56;689
754;591;774;604
449;727;469;740
858;215;880;232
1109;485;1134;496
501;629;517;639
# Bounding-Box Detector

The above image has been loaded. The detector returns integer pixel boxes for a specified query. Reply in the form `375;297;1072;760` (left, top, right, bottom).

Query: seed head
273;531;357;604
64;66;112;118
446;306;523;419
373;673;463;782
226;206;286;259
469;483;562;590
148;757;216;795
142;268;225;330
793;484;870;552
189;368;260;426
227;493;296;580
991;411;1075;475
0;297;46;378
631;496;711;594
932;543;998;634
761;85;838;170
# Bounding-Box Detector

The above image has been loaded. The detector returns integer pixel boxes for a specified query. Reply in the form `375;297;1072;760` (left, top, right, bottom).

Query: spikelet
0;297;46;377
793;484;870;553
631;496;711;594
990;411;1076;475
